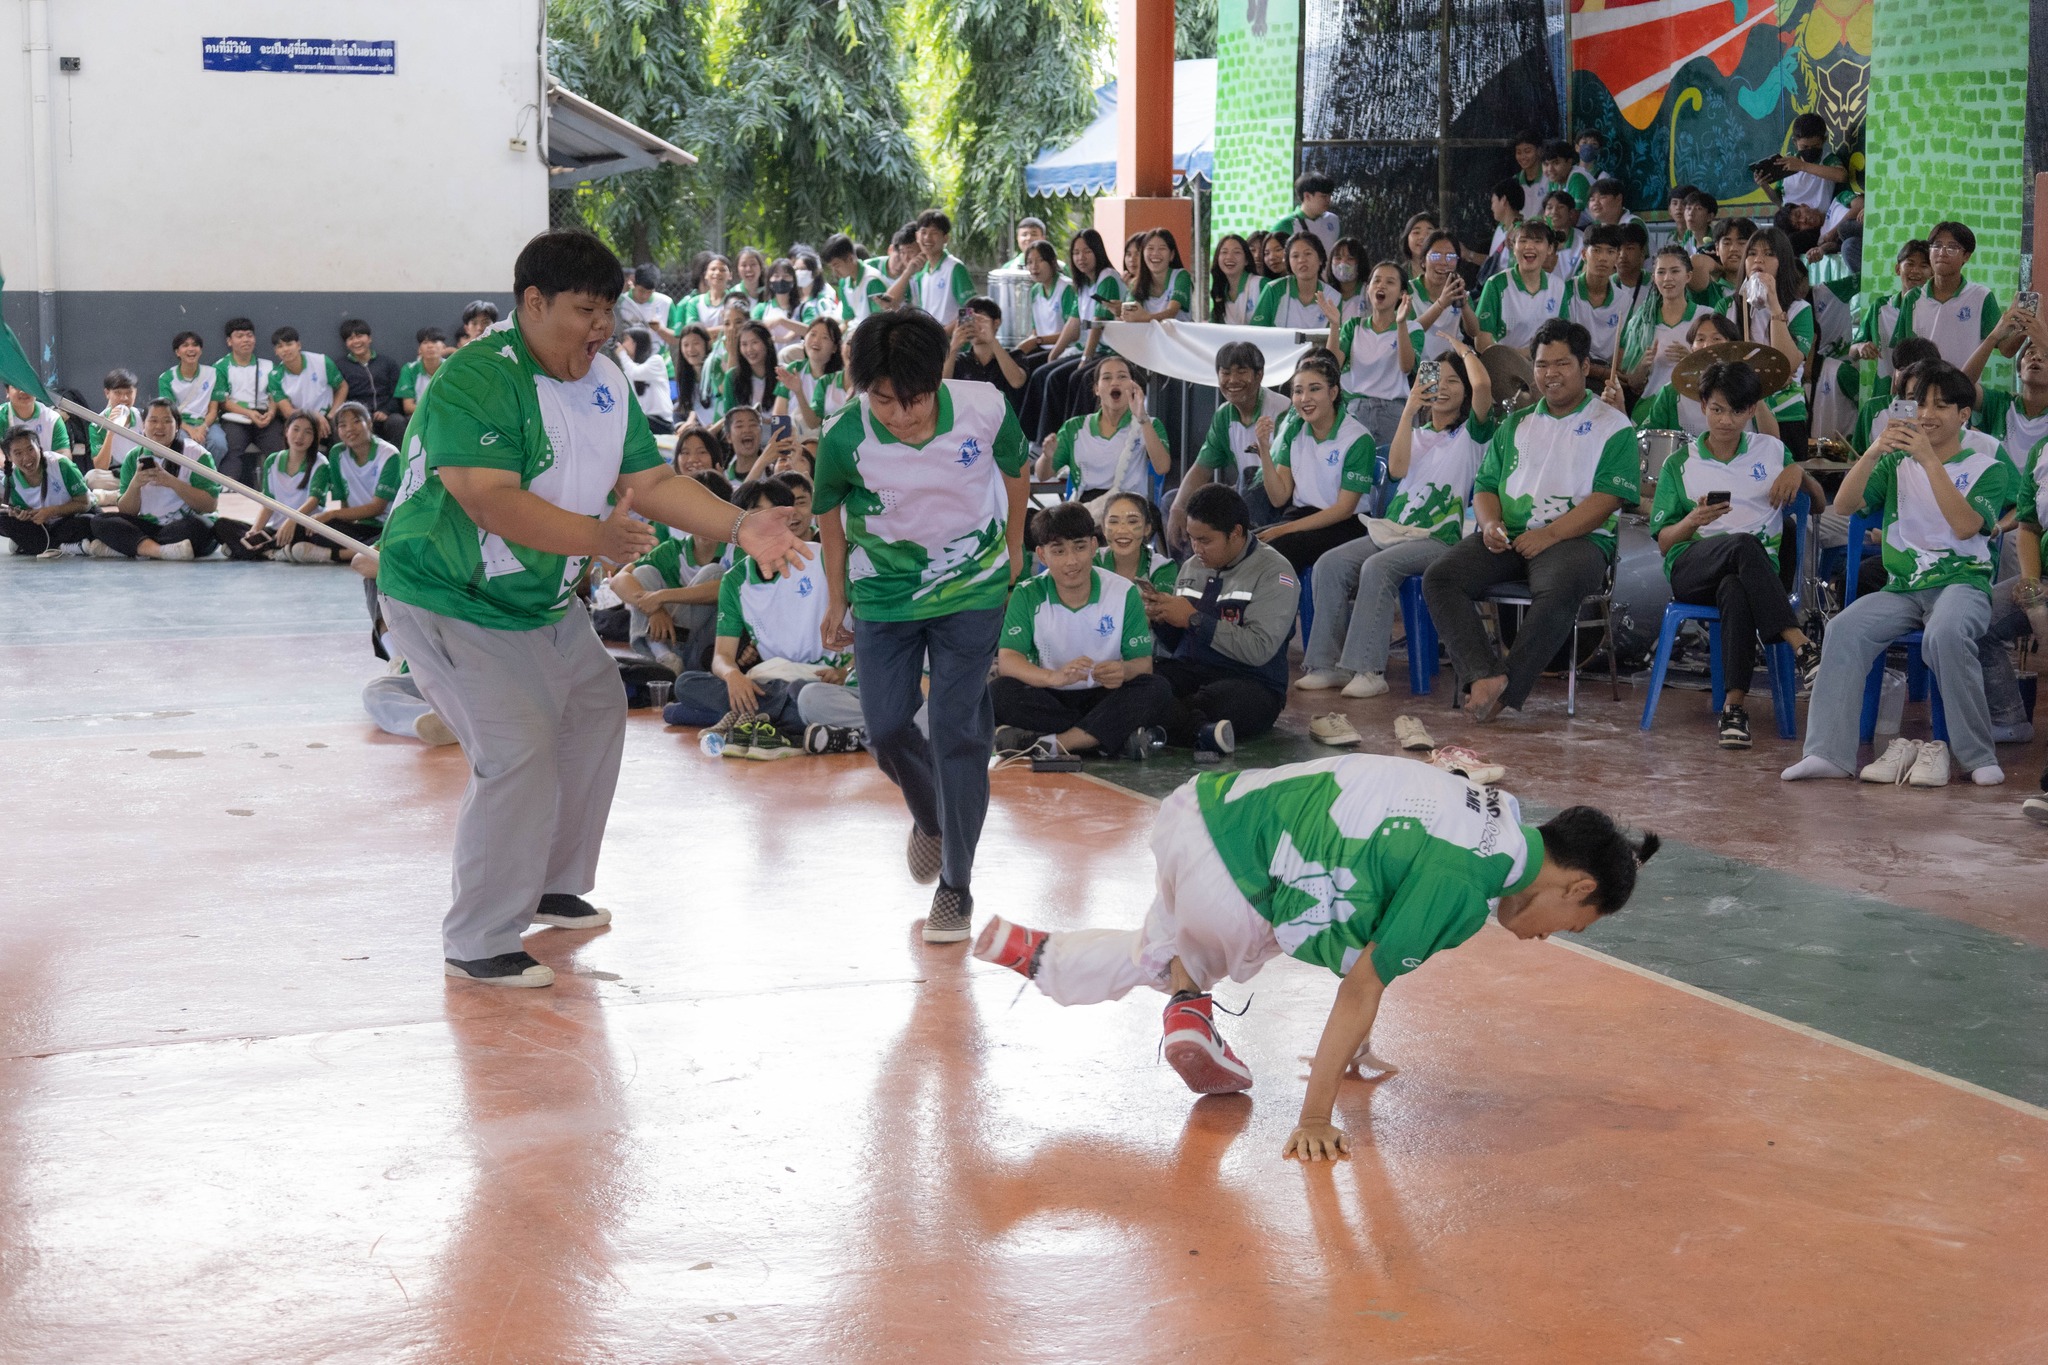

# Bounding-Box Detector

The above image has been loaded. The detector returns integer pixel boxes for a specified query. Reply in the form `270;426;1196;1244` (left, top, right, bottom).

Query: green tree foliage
1175;0;1216;60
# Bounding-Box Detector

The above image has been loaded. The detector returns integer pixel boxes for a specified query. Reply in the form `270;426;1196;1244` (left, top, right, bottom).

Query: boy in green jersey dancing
975;754;1657;1160
377;230;807;987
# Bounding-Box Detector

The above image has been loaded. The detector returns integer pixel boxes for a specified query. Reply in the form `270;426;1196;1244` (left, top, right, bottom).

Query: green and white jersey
4;452;85;510
913;254;976;326
1730;297;1815;419
832;265;890;326
1336;314;1423;401
1028;278;1080;339
1559;168;1593;211
1273;406;1376;510
784;358;850;430
1217;272;1262;325
1550;227;1584;280
1891;277;2003;372
1780;149;1847;211
630;533;724;589
1194;755;1541;983
1619;298;1711;394
2012;439;2048;531
714;543;840;666
268;353;343;415
1976;389;2048;475
312;438;403;523
1474;392;1640;557
1562;276;1632;366
1407;276;1466;359
1000;567;1152;688
254;450;320;531
812;379;1030;622
1858;443;2012;595
118;441;220;524
3;400;69;455
1250;277;1339;331
396;358;441;406
376;319;664;632
158;363;225;424
1194;388;1293;489
722;367;786;414
1095;545;1180;592
1515;169;1547;217
1855;288;1908;383
1050;408;1165;496
1811;274;1859;359
86;404;140;465
213;354;274;421
1080;269;1124;326
615;288;672;342
1473;269;1565;352
1384;413;1496;545
1630;383;1706;436
1646;432;1795;576
1134;267;1194;317
1271;207;1340;254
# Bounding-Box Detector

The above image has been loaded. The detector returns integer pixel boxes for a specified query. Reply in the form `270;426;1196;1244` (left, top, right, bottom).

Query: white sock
1781;755;1852;781
1971;765;2006;786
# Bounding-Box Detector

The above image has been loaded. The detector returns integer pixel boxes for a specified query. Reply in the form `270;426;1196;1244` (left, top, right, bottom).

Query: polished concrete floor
2;551;2045;1363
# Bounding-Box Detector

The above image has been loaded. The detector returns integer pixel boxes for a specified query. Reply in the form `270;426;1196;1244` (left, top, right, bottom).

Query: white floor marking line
1068;770;2048;1125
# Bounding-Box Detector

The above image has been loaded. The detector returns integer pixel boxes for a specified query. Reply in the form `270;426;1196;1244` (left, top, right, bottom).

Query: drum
1607;514;1673;665
987;269;1034;347
1637;428;1686;514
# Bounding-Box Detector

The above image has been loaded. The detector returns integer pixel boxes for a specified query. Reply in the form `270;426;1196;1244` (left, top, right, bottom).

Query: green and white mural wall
1213;0;1300;234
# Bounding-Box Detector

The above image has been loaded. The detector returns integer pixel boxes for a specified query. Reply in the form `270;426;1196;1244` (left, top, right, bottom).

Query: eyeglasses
1929;242;1967;254
1426;252;1457;263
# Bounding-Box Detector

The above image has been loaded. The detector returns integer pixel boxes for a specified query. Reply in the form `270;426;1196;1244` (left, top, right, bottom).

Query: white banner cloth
1099;319;1323;389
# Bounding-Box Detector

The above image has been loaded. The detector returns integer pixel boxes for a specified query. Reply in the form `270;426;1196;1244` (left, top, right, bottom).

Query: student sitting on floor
216;413;326;560
608;469;735;673
1255;348;1375;572
351;554;461;747
1298;339;1494;698
1783;362;2014;789
1;424;92;557
84;370;142;489
1096;491;1179;591
6;383;71;459
87;399;223;560
991;501;1173;760
1034;355;1171;503
658;477;841;761
282;403;399;566
1646;361;1824;751
1142;483;1298;755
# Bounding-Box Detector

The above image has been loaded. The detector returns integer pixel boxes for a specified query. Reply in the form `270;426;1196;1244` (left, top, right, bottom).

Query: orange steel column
1094;0;1193;273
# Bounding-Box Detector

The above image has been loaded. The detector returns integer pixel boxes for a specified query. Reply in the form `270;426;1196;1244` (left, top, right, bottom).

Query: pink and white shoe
1430;744;1506;785
972;915;1048;978
1161;993;1253;1093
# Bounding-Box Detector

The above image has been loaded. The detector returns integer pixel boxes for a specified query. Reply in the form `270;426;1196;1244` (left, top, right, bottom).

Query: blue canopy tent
1023;58;1215;197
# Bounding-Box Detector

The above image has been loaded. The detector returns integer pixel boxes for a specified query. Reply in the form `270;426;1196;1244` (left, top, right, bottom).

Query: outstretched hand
737;506;812;577
594;489;658;567
1283;1121;1351;1162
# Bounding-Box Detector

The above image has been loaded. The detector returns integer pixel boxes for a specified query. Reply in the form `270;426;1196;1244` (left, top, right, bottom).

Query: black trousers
210;517;273;560
88;512;217;557
991;673;1173;754
1155;657;1286;747
1024;354;1086;442
1668;533;1798;692
1272;510;1367;573
0;512;92;553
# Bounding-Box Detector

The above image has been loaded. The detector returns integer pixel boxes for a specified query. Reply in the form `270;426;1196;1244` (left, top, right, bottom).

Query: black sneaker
923;883;973;943
994;724;1041;756
805;723;868;754
1717;705;1752;750
444;951;555;987
1794;641;1823;691
533;893;613;928
907;824;943;885
1121;725;1167;761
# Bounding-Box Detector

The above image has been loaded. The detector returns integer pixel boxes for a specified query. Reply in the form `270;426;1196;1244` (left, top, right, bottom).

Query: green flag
0;272;51;402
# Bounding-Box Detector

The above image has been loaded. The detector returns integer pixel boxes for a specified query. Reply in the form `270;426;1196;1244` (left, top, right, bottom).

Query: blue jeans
855;607;1003;891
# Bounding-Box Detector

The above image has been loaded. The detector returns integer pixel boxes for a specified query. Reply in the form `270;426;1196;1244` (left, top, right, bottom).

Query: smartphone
1701;490;1731;507
1886;398;1921;424
2015;291;2040;318
765;414;794;442
1415;359;1441;391
137;455;157;470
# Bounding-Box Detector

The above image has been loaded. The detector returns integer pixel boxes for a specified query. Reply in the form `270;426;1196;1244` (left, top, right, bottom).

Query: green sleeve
1975;389;2011;439
1120;584;1153;659
1463;410;1499;444
992;401;1028;478
1887;289;1921;350
810;408;861;515
308;453;337;503
1632;386;1679;430
1338;430;1377;493
1368;865;1493;985
1646;451;1693;538
395;362;418;401
1852;398;1883;452
1591;426;1641;501
1965;457;2012;535
634;537;685;589
1271;211;1303;236
1473;274;1507;340
1861;450;1902;517
266;367;287;402
210;367;229;400
1564;170;1591;210
949;261;974;307
117;451;139;493
1091;274;1126;319
1149;554;1180;591
1787;305;1816;353
49;418;70;452
1195;404;1234;469
1248;280;1280;328
375;450;405;501
1335;316;1359;361
1049;418;1080;478
157;370;176;402
1981;292;2004;341
2017;445;2044;529
1272;413;1301;469
323;356;344;391
713;561;748;639
1059;286;1079;321
1472;416;1515;497
999;582;1041;665
59;457;86;497
1170;269;1193;311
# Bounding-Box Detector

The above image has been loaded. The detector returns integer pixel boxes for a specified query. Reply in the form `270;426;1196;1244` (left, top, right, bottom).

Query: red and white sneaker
972;915;1048;977
1161;993;1253;1093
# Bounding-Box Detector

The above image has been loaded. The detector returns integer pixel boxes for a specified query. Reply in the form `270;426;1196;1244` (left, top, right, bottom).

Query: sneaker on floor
444;951;555;987
2023;794;2048;824
533;893;614;928
739;717;802;760
924;884;973;944
1717;705;1753;750
907;824;943;885
155;541;196;561
1392;715;1435;751
1195;718;1235;757
60;541;87;556
35;547;63;560
1905;739;1951;788
972;914;1048;977
1430;744;1506;785
1294;669;1350;692
650;644;686;676
84;539;122;559
1859;737;1921;785
1161;993;1253;1094
1309;712;1361;747
994;724;1043;756
699;709;746;755
1794;641;1823;691
1120;725;1166;761
1992;721;2034;744
1340;671;1389;699
804;722;867;754
412;711;460;747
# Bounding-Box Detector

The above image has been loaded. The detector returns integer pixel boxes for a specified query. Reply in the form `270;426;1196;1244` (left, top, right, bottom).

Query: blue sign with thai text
202;37;396;75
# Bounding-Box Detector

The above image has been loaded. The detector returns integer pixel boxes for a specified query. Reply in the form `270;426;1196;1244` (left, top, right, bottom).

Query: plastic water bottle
700;729;725;757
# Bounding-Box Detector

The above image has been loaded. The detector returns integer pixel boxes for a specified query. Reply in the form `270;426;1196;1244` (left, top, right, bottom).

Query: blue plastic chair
1843;508;1927;704
1400;575;1439;695
1639;497;1808;738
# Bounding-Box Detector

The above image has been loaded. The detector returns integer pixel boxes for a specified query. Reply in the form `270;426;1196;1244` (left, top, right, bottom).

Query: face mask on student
795;269;814;290
1331;261;1358;283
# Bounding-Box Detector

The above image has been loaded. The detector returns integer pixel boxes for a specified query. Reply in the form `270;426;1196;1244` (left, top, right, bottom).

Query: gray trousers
629;562;719;672
362;673;433;737
1421;532;1609;709
1306;534;1448;676
1802;584;1996;773
382;596;626;961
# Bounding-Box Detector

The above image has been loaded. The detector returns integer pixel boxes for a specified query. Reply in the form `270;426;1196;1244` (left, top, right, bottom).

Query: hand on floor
1283;1121;1351;1162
